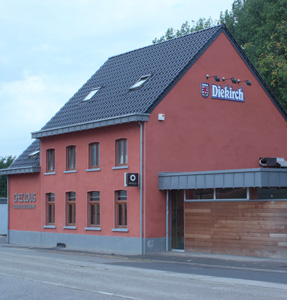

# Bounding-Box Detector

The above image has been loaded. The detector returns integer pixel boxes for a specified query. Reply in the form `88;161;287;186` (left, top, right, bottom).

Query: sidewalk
135;250;287;272
1;238;287;273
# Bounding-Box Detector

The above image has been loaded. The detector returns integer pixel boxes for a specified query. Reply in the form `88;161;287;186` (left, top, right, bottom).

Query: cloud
0;72;75;156
0;0;235;157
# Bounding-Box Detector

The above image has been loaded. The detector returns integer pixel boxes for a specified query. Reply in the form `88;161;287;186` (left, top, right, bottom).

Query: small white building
0;198;7;235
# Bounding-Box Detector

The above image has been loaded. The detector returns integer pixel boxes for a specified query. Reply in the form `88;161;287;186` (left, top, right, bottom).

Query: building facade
2;25;287;257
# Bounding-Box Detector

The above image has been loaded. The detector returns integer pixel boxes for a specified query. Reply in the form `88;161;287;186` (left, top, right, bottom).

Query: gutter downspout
166;190;169;251
139;121;144;254
7;177;9;244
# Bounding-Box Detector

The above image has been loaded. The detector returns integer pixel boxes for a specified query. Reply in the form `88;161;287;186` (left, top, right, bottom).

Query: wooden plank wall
185;201;287;257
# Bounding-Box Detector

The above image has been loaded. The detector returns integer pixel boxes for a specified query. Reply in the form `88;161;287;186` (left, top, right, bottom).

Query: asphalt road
0;242;287;299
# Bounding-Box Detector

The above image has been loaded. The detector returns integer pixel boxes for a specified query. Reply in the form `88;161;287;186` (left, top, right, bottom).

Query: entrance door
171;191;184;250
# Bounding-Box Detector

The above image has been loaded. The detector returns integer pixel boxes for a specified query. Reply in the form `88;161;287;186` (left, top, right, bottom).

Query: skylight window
83;87;100;101
129;75;150;90
29;150;40;158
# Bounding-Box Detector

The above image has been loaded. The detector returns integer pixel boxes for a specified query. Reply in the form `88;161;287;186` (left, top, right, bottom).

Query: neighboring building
1;24;287;257
0;198;7;235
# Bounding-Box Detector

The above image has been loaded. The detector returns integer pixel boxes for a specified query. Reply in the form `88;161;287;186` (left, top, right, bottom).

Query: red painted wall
40;123;141;237
143;32;287;238
9;123;142;238
9;173;41;231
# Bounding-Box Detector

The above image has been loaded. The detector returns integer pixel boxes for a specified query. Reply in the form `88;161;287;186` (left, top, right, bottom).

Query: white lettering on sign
211;84;245;102
13;193;36;203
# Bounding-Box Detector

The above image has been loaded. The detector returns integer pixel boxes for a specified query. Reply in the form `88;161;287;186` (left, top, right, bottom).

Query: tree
220;0;287;110
153;0;287;110
152;18;218;44
0;156;15;197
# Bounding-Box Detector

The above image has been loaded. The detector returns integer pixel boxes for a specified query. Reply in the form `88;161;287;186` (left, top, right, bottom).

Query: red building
2;25;287;257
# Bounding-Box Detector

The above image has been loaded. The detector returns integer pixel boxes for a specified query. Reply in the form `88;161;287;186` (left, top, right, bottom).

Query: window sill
112;228;129;232
85;227;101;231
112;166;129;170
63;226;77;230
86;168;101;172
44;172;56;176
43;225;56;229
64;170;77;174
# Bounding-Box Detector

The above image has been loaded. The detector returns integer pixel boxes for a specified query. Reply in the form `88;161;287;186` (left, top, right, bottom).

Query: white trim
43;225;56;229
112;166;129;170
63;226;77;230
112;228;129;232
44;172;56;176
64;170;77;174
85;227;101;231
86;168;101;172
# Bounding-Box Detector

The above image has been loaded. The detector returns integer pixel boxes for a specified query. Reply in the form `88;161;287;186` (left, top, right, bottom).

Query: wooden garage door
185;201;287;257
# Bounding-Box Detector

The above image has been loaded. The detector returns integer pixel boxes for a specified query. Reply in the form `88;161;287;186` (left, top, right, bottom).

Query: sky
0;0;235;158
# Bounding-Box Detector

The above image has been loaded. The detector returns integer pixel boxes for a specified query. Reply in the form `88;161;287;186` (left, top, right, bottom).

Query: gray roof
158;168;287;190
32;25;225;138
4;24;287;174
0;140;40;175
31;23;286;139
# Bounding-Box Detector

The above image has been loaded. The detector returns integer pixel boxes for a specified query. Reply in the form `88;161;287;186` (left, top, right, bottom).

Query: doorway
171;190;184;250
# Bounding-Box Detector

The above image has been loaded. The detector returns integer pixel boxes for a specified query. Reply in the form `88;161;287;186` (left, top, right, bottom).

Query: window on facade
186;189;214;200
115;190;127;228
115;139;127;166
46;193;55;225
66;192;76;226
254;188;287;200
66;146;76;170
89;143;100;168
215;188;247;199
185;188;247;201
88;191;100;227
46;149;55;172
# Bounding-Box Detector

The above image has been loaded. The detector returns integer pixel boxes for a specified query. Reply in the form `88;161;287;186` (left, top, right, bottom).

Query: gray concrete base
8;230;166;254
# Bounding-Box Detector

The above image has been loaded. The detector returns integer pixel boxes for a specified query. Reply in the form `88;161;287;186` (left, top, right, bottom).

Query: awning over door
158;168;287;190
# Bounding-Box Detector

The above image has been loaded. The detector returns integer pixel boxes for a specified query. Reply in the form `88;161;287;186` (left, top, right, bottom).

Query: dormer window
82;87;100;101
129;75;150;90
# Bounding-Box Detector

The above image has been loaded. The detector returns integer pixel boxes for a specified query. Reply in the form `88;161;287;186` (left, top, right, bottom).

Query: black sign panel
125;173;139;187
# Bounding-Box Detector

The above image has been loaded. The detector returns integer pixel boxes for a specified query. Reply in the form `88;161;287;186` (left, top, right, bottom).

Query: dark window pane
186;189;213;200
216;188;247;199
257;188;287;200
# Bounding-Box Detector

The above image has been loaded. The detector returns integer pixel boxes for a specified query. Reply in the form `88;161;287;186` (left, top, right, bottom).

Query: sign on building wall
13;193;36;209
125;173;139;187
201;83;245;102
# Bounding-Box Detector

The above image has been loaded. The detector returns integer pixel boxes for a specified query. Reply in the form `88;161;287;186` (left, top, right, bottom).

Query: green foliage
0;156;15;197
257;21;287;108
152;18;218;44
221;0;287;110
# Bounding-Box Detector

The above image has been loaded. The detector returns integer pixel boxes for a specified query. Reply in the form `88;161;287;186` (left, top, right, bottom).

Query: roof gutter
32;113;150;139
0;166;41;176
